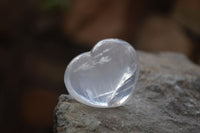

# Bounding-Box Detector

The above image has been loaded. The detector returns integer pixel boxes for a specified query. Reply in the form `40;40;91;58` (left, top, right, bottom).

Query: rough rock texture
54;51;200;133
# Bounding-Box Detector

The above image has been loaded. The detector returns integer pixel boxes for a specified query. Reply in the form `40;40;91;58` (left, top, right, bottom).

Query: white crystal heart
64;39;139;108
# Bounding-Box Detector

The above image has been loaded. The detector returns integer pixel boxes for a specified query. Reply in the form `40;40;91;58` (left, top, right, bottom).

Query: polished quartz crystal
64;39;139;108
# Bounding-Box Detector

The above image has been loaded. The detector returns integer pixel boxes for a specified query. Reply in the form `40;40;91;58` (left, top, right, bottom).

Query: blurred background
0;0;200;132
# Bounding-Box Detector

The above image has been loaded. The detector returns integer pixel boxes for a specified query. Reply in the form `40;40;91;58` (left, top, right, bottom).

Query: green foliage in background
40;0;71;12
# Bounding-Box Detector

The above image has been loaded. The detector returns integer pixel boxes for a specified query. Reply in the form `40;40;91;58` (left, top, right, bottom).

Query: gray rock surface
54;51;200;133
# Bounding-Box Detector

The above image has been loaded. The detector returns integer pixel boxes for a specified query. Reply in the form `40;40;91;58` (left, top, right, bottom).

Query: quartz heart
64;39;139;108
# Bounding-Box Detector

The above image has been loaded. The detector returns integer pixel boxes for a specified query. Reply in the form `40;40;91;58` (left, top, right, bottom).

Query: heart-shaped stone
64;39;139;108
